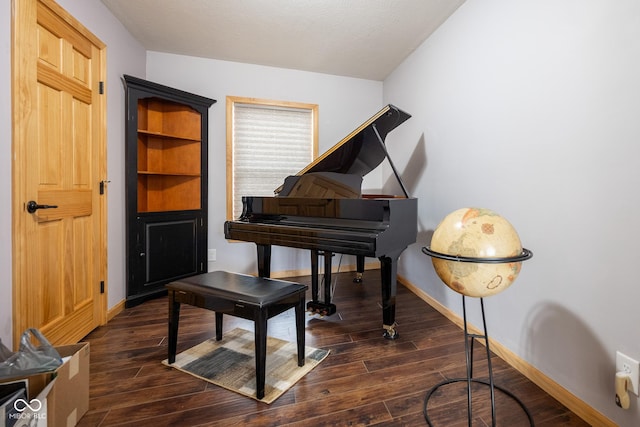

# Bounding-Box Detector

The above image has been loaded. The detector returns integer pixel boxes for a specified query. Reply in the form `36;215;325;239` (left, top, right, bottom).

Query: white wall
146;52;383;276
0;0;12;346
0;0;146;347
384;1;640;425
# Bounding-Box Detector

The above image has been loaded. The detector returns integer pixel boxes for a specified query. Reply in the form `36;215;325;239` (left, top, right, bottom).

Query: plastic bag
0;328;63;379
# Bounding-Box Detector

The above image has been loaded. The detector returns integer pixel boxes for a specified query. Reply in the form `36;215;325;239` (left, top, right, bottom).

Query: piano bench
165;271;308;400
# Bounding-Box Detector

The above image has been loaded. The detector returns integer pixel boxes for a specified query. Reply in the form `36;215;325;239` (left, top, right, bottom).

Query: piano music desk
166;271;308;400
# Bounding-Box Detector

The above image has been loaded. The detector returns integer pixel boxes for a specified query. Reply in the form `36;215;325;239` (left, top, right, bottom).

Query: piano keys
224;104;417;339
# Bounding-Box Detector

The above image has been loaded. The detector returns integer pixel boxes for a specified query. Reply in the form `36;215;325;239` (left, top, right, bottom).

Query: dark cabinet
124;75;216;307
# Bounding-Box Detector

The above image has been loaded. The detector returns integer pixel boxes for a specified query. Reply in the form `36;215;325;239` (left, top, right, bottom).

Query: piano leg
379;251;401;340
324;251;332;306
354;255;365;283
310;249;319;302
256;244;271;278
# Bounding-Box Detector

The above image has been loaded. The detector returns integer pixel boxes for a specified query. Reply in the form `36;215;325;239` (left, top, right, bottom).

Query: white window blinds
230;101;316;219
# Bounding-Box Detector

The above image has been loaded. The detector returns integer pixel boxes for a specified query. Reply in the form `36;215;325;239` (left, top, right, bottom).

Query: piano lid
296;104;410;178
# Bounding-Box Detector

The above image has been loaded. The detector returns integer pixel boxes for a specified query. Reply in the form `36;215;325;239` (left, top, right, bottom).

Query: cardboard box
49;343;90;427
0;342;89;427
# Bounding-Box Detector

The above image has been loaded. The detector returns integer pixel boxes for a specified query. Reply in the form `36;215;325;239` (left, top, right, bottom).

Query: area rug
162;328;330;404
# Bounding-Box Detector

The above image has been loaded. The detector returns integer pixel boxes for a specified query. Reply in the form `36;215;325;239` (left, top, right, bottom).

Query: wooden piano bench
166;270;308;400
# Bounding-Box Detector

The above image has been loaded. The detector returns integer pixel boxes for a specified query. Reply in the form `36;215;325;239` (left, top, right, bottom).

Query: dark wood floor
78;270;589;426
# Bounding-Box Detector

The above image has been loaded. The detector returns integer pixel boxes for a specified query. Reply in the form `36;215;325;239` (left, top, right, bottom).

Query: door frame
11;0;108;347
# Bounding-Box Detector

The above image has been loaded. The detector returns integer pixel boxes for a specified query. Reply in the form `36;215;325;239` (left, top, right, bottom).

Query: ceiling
101;0;466;81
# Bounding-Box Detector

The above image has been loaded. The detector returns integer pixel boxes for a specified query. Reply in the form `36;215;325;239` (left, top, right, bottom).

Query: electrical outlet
616;351;639;395
207;249;216;261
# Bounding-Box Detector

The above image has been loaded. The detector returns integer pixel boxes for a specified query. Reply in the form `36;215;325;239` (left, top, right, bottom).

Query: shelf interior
137;97;202;212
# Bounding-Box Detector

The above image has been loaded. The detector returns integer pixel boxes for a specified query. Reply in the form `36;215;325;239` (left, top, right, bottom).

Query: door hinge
100;281;105;294
100;180;111;195
99;81;104;94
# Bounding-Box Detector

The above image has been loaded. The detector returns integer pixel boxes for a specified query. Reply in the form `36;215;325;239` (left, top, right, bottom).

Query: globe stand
421;247;534;427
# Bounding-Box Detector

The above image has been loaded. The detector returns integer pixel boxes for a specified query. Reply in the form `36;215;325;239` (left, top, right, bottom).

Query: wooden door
12;0;107;347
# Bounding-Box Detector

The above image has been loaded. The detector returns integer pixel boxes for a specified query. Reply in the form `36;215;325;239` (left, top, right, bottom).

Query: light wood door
12;0;107;347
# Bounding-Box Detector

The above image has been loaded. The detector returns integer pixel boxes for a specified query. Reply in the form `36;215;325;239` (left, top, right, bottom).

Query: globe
430;207;524;297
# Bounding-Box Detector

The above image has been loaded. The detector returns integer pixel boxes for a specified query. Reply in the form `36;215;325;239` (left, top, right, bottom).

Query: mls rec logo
8;398;46;422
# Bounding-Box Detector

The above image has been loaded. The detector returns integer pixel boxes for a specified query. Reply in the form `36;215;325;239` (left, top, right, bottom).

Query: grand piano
224;104;417;339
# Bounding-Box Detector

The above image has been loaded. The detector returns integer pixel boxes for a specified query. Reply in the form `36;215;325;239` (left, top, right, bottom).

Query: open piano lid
275;104;411;197
293;104;410;178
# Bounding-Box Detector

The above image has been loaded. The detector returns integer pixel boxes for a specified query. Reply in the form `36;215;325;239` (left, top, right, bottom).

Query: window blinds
232;104;314;218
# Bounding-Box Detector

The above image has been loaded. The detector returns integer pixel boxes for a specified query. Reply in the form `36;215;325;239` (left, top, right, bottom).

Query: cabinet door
128;213;206;303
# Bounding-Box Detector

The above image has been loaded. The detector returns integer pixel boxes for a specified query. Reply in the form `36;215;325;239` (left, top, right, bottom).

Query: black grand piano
224;104;417;339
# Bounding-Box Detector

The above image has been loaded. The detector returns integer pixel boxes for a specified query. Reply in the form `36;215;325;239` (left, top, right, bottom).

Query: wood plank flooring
78;270;589;426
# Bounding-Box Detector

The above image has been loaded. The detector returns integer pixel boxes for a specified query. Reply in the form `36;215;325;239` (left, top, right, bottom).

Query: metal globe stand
421;246;534;427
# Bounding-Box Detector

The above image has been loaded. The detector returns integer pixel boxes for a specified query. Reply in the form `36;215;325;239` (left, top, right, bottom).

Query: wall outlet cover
616;351;639;395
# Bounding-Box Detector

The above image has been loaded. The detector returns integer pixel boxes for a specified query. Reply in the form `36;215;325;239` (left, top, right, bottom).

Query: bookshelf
124;75;216;307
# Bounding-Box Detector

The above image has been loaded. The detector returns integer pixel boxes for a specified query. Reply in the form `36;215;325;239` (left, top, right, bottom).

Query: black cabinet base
125;288;168;308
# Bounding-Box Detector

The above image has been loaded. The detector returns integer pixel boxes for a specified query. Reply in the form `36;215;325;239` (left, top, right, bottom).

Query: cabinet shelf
137;129;201;142
137;174;202;212
138;170;201;177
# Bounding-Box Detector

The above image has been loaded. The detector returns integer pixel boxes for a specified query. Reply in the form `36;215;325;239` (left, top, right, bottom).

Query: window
226;97;318;219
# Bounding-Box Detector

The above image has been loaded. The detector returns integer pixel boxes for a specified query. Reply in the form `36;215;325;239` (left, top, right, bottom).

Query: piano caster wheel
353;272;363;283
383;324;399;340
383;330;399;340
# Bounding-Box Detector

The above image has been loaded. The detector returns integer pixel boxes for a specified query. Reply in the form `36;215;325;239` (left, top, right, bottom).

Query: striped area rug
162;328;329;404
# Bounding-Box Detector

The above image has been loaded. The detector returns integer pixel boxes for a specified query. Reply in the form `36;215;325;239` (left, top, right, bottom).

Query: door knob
26;201;58;214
